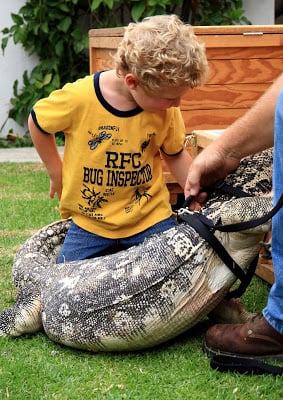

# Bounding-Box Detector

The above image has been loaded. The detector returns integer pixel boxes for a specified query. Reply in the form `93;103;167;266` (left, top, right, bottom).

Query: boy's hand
49;172;62;200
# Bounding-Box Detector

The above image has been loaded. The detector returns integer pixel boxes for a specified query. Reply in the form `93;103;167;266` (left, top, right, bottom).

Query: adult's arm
185;73;283;198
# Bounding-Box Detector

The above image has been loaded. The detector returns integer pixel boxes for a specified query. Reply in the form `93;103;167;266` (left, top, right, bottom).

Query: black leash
182;180;251;210
178;209;257;299
210;354;283;376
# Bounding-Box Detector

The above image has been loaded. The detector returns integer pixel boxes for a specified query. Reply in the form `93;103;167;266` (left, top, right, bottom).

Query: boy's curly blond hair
114;14;208;92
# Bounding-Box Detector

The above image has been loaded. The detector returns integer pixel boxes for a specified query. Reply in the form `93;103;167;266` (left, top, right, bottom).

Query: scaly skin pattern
0;149;274;352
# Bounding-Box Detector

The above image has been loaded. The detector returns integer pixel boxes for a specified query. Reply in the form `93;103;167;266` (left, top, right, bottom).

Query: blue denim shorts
57;216;176;263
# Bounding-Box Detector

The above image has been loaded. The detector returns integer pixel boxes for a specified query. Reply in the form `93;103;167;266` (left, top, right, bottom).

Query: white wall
243;0;275;25
0;0;38;137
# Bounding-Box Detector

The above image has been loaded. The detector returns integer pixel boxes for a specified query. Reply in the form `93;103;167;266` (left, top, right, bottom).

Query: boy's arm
162;148;192;189
28;114;63;200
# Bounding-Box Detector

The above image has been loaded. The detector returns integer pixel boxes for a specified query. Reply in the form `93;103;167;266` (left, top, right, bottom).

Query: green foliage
1;0;89;129
186;0;250;25
0;131;33;148
2;0;250;131
87;0;249;26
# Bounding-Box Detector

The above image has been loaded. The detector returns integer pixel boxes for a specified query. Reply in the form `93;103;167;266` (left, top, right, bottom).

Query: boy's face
125;74;190;112
139;86;190;112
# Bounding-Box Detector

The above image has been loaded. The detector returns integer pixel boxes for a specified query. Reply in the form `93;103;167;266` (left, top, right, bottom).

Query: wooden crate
89;25;283;131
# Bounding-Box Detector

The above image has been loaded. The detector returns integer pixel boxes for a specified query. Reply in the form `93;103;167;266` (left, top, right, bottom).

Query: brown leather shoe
204;314;283;360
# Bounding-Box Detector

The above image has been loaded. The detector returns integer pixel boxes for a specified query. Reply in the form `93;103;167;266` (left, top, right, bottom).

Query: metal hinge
243;32;264;36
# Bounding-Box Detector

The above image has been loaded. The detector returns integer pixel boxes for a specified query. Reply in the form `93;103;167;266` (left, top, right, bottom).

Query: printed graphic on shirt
88;130;112;150
134;188;152;203
80;184;108;208
78;127;155;220
141;140;150;152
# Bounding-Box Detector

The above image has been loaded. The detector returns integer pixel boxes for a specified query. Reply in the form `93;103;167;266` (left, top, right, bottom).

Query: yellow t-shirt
31;72;186;238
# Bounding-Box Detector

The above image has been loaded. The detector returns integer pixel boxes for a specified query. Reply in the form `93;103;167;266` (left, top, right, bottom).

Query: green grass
0;162;282;400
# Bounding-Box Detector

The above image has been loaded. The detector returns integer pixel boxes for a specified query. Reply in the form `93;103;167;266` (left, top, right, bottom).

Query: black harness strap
198;193;283;233
182;180;251;210
178;181;283;298
206;179;252;198
179;212;246;283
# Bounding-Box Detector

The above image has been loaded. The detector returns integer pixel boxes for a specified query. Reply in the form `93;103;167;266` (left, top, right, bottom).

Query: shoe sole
203;341;283;361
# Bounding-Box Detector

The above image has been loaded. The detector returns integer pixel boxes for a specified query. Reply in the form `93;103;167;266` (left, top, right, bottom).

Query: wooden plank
88;25;283;39
255;232;274;284
90;54;283;83
89;27;125;37
89;25;283;48
181;83;270;111
90;49;116;73
205;59;283;84
196;33;283;48
256;260;274;285
192;129;224;148
206;46;283;60
90;46;283;74
182;109;252;132
89;35;122;49
193;25;283;35
89;37;283;55
90;46;283;70
89;43;283;60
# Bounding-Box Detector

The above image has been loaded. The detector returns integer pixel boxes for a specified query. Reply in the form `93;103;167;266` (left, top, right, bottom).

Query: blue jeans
57;216;176;263
262;90;283;335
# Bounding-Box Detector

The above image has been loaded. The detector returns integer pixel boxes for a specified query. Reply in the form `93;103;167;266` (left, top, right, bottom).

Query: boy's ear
124;73;139;89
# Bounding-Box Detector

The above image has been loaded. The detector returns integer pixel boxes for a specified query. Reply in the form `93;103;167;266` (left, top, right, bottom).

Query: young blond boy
28;14;208;262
